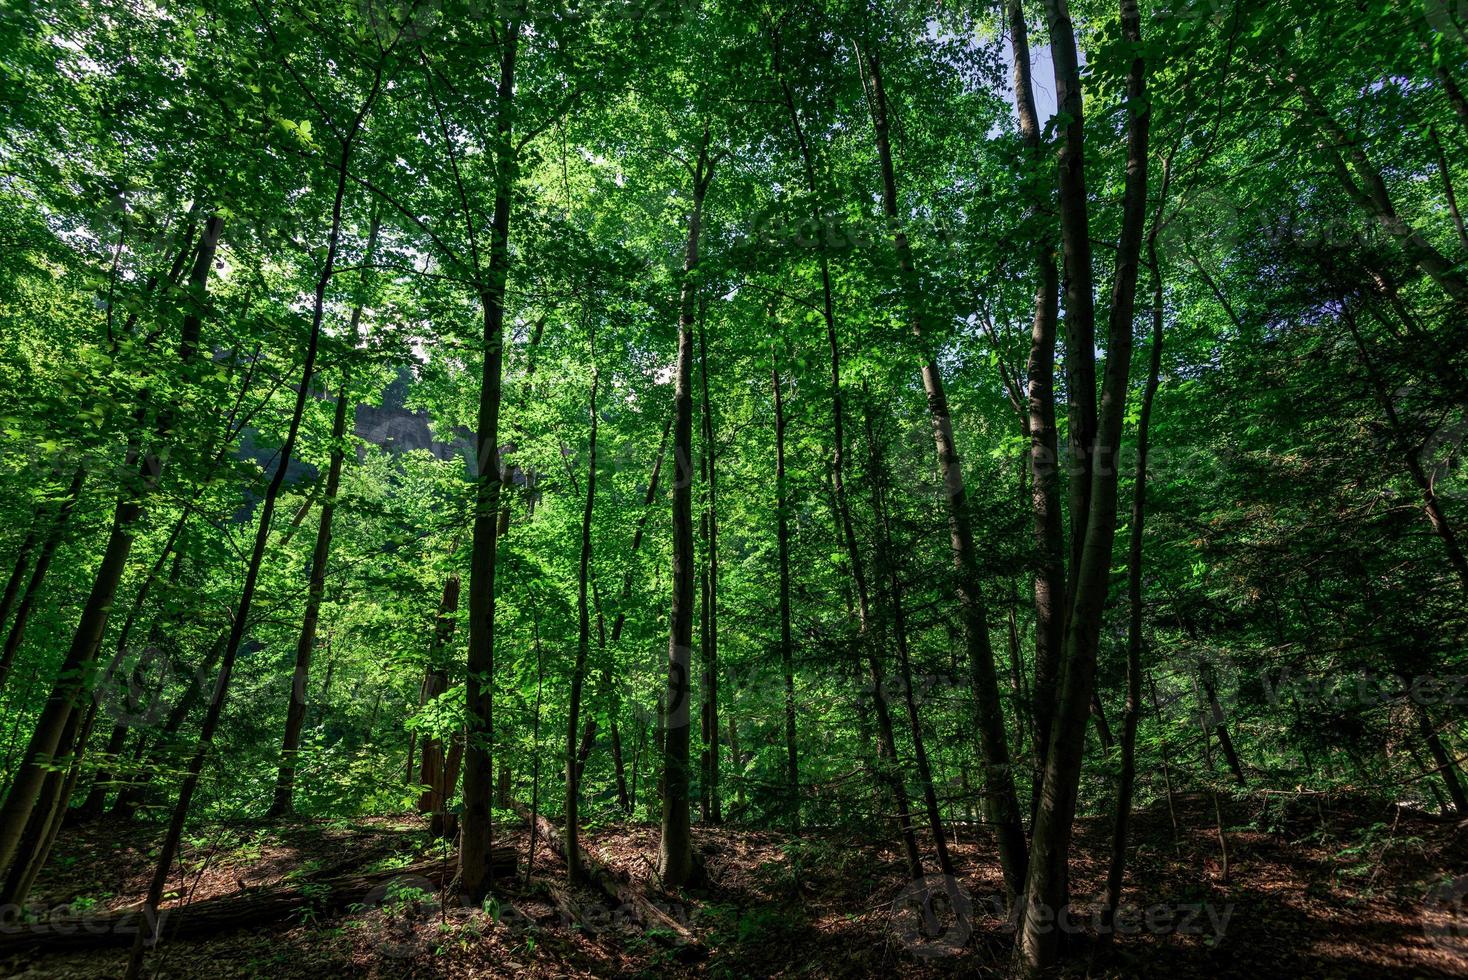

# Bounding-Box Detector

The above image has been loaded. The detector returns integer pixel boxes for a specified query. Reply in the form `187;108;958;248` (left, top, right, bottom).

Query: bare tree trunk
698;311;721;825
73;516;190;823
0;515;41;638
857;36;1027;902
772;28;918;866
593;414;673;815
1416;700;1468;813
565;360;598;883
864;406;952;875
418;575;461;837
859;389;926;882
1018;0;1150;968
460;23;520;906
1038;0;1100;574
658;125;712;888
524;609;545;882
269;206;381;818
125;61;388;977
771;334;800;828
1100;239;1166;946
1199;660;1246;785
722;663;745;813
1091;692;1115;752
1007;4;1067;805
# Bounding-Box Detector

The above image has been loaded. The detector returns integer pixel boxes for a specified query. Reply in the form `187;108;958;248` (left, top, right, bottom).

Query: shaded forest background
0;0;1465;975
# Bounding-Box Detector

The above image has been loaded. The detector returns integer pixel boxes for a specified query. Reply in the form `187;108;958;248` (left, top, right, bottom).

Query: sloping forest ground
3;792;1463;979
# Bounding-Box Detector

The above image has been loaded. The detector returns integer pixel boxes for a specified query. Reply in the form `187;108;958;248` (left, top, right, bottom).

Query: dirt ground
1;791;1464;978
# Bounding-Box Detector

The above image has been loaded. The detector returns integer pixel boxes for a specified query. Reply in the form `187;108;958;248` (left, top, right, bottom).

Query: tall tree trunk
1039;0;1100;576
858;388;926;881
1101;240;1166;944
864;407;952;875
268;206;381;818
0;213;221;882
1018;0;1150;968
724;661;745;812
460;22;520;905
1416;699;1468;813
771;334;800;828
697;311;721;825
1007;5;1067;801
772;29;920;866
658;125;712;888
124;63;387;978
857;37;1027;902
768;23;873;632
418;575;460;837
565;361;598;883
586;413;673;815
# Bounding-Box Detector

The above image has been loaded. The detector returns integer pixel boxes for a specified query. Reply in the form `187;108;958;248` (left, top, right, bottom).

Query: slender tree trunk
1018;0;1150;968
858;389;925;882
526;610;544;884
1199;660;1246;785
125;65;387;977
1007;5;1067;802
724;661;745;812
1429;125;1468;255
269;207;381;818
418;575;461;837
771;335;800;828
1416;699;1468;813
773;30;916;865
1100;241;1166;945
585;413;672;816
697;311;721;825
565;362;598;883
858;37;1027;902
1039;0;1100;574
1091;692;1115;752
658;126;712;888
1147;671;1180;843
459;23;520;905
864;407;952;875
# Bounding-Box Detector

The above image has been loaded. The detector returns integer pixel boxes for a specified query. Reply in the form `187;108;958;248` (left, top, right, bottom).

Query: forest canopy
0;0;1465;976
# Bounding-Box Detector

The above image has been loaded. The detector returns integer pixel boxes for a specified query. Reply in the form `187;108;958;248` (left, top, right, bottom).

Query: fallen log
0;845;516;954
510;802;704;960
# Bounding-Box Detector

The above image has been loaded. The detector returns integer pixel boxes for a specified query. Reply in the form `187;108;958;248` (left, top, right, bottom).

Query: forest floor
1;791;1464;978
